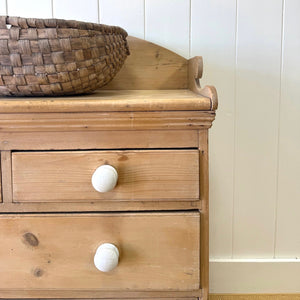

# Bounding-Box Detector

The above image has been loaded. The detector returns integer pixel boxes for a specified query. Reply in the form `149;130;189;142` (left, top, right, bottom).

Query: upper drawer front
12;150;199;202
0;212;200;291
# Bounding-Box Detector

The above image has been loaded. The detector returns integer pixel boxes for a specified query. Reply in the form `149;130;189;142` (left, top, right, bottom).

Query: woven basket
0;16;130;96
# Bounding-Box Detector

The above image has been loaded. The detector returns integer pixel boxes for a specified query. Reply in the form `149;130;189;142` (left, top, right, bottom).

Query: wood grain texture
0;150;12;203
0;152;1;203
0;200;201;213
199;130;209;300
188;57;218;111
0;290;201;298
0;111;215;132
12;150;199;202
0;90;213;113
234;0;282;258
0;130;199;150
0;212;200;292
0;16;216;298
275;0;300;257
103;36;188;90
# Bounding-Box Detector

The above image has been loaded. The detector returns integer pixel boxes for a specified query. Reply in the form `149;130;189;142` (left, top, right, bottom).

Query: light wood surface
199;130;210;300
0;110;215;132
12;150;199;202
103;36;188;90
0;152;1;203
0;290;201;298
0;212;200;293
188;56;218;111
0;200;201;213
0;36;218;113
0;130;198;151
0;150;12;203
0;29;217;300
0;89;212;113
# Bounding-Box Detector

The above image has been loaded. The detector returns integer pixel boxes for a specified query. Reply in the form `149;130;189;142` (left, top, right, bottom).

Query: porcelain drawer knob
91;165;118;193
94;243;119;272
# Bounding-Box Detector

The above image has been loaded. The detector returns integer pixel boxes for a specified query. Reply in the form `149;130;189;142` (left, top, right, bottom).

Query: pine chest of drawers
0;37;217;300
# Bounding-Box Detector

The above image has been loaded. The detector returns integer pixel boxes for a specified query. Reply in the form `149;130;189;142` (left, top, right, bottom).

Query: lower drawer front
0;212;200;291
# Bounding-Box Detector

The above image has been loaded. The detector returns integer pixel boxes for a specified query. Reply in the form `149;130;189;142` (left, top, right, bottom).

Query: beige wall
2;0;299;293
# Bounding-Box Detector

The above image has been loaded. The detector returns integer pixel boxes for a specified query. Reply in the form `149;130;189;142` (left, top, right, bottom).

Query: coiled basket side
0;16;130;96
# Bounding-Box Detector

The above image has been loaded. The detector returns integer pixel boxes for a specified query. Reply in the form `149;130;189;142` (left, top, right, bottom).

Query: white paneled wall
2;0;300;293
234;0;283;258
145;0;190;58
99;0;145;39
53;0;99;22
0;0;7;14
7;0;52;18
276;0;300;258
191;0;237;259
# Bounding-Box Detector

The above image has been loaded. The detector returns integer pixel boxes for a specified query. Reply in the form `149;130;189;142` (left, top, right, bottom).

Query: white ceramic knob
94;243;119;272
91;165;118;193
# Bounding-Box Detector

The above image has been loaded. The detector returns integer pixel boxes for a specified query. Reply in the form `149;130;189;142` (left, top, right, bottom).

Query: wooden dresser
0;37;217;300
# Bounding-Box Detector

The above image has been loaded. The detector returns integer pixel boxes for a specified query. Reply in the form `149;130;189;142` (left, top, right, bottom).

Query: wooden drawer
0;212;200;292
12;150;199;203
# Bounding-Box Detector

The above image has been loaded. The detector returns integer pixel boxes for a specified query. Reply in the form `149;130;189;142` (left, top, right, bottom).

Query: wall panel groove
191;0;237;259
275;0;300;258
273;0;286;259
233;0;283;258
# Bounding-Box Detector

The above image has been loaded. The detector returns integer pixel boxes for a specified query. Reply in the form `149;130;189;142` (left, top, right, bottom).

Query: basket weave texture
0;16;130;96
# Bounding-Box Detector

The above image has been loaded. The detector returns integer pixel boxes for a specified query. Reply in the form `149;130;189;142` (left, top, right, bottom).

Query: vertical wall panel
99;0;144;39
233;0;283;257
145;0;190;58
0;0;6;14
276;0;300;257
191;0;236;258
53;0;98;23
7;0;52;18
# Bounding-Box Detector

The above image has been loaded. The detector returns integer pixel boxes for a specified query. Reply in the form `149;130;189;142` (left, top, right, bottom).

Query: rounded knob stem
91;165;118;193
94;243;119;272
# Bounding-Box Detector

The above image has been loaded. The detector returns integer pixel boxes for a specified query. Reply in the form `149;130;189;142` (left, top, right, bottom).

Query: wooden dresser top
0;36;217;113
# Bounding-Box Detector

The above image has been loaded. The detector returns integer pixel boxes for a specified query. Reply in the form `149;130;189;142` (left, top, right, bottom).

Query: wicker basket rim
0;15;128;37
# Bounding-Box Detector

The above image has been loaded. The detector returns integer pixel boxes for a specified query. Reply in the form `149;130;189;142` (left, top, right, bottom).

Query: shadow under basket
0;16;130;96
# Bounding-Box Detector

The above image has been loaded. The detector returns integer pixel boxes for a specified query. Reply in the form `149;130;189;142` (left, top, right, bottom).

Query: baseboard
209;294;300;300
210;259;300;293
